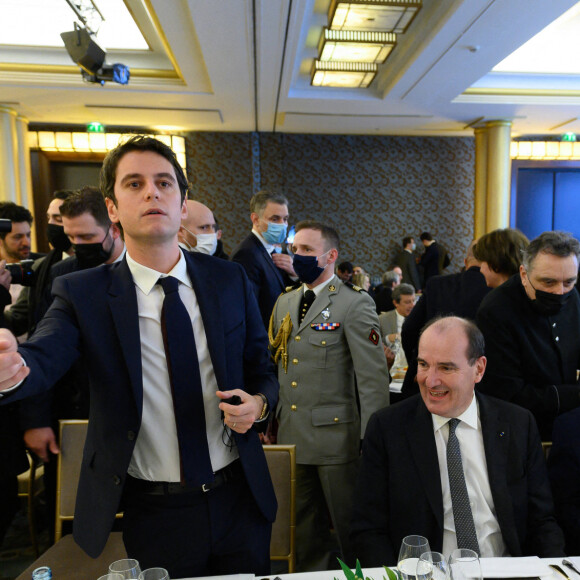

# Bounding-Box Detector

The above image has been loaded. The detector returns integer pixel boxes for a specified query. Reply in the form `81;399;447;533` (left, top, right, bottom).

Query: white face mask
180;227;218;255
193;232;218;255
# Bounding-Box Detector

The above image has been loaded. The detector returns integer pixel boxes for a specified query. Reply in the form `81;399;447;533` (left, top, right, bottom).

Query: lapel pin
321;308;330;319
328;285;336;291
499;431;505;437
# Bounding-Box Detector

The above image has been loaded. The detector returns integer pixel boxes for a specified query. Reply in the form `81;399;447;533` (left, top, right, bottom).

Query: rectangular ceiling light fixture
311;60;377;88
319;29;396;63
329;0;422;34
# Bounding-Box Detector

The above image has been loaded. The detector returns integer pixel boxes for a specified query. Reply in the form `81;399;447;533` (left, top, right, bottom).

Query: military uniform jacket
271;278;390;465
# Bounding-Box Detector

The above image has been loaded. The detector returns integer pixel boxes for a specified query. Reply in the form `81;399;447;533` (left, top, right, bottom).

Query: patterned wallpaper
185;132;475;280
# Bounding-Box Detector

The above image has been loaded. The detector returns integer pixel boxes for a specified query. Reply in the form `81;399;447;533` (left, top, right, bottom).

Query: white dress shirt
252;228;277;255
303;274;337;297
432;395;508;558
126;249;238;482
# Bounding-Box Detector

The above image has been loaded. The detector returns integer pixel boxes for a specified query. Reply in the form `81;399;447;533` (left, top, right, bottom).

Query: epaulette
284;282;302;293
343;281;363;292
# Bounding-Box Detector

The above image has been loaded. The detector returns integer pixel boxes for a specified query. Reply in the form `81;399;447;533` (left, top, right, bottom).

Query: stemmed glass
98;575;124;580
398;535;431;580
416;551;450;580
109;559;142;579
449;549;482;580
138;569;170;580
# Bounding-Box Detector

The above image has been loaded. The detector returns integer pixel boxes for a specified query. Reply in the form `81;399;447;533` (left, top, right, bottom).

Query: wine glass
449;549;482;580
138;569;170;580
416;551;450;580
398;535;431;580
98;575;124;580
109;559;142;579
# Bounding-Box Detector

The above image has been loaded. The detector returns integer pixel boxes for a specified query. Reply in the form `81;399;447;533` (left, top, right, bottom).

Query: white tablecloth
179;557;580;580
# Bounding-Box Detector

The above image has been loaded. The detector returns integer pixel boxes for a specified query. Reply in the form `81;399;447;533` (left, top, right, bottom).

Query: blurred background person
379;283;415;371
374;269;401;314
352;271;371;292
336;261;353;283
473;228;530;288
401;240;490;399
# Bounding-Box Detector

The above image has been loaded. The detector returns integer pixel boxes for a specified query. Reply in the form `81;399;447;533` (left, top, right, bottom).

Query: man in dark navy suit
351;316;564;565
232;190;297;329
19;187;126;541
0;137;278;578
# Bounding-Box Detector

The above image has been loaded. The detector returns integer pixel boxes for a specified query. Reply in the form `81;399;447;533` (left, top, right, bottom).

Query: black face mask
46;224;72;253
528;279;574;316
74;231;113;269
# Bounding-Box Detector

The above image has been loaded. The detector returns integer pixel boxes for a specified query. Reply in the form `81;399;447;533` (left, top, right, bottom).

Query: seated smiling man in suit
350;315;564;565
0;136;278;579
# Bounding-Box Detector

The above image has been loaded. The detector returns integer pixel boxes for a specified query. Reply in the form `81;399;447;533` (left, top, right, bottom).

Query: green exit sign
87;122;105;133
562;132;576;142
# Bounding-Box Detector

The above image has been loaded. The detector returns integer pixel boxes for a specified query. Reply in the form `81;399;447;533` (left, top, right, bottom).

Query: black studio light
60;23;130;86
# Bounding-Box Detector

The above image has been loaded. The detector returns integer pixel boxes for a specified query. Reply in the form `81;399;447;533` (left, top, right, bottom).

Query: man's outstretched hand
0;328;29;393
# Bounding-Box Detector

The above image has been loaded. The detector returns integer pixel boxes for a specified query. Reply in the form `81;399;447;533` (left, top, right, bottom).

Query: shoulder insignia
344;281;363;292
369;329;380;345
284;282;302;293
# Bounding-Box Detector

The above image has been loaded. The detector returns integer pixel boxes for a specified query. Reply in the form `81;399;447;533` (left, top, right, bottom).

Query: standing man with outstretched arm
0;136;278;579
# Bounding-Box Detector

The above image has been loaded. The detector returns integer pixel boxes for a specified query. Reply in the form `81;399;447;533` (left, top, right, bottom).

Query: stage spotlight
61;23;130;86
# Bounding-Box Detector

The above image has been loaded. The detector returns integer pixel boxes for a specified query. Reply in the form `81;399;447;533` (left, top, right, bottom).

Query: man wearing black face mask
19;187;124;541
477;230;580;440
2;191;75;337
269;220;390;571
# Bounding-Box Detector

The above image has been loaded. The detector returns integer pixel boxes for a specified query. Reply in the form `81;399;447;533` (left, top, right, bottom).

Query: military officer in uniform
269;220;390;571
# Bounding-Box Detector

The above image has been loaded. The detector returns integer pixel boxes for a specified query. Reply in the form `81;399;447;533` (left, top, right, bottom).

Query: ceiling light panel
311;60;377;88
329;0;422;34
319;29;396;63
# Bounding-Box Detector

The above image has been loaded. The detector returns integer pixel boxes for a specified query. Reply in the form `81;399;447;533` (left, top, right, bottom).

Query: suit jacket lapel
184;253;228;389
250;234;285;289
108;259;143;413
406;400;444;530
478;394;517;554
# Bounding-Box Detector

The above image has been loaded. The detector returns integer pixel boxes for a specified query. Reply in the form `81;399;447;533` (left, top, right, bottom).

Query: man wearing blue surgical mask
232;190;297;329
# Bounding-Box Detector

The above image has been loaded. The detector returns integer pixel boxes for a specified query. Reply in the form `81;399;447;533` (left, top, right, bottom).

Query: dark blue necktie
447;418;480;555
158;276;214;486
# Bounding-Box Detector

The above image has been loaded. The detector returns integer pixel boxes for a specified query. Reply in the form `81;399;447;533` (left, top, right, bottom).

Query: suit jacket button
321;340;327;345
291;381;298;388
295;336;301;341
291;405;297;411
292;358;299;365
127;431;136;441
112;475;122;485
334;417;339;422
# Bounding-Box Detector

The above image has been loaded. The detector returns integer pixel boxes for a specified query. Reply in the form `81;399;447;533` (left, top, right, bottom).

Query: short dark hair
0;202;33;240
473;228;529;276
522;231;580;272
60;187;111;230
100;136;189;205
402;236;414;247
53;190;75;201
420;315;485;365
420;232;433;242
392;283;415;302
295;220;340;252
250;190;289;215
337;261;353;274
